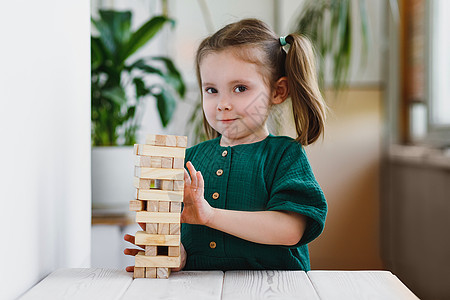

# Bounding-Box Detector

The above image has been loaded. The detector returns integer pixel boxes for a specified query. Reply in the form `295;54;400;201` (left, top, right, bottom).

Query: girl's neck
219;128;270;147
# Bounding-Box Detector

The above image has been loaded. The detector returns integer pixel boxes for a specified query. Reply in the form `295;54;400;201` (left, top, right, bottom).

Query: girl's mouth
220;118;237;123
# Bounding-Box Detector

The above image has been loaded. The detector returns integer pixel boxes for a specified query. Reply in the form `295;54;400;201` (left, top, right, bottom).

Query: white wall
0;1;91;299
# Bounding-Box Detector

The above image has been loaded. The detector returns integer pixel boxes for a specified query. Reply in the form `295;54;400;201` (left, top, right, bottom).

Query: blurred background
1;0;449;299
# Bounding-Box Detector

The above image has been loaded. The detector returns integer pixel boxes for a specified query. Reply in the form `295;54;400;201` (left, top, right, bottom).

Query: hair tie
279;36;287;46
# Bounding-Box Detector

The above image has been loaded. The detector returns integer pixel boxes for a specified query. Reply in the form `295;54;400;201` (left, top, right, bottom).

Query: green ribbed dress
181;134;327;271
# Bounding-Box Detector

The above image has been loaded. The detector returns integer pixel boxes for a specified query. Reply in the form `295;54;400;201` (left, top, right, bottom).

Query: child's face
200;49;272;146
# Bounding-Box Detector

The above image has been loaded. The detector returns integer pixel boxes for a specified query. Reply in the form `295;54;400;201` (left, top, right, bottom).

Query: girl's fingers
187;161;198;187
125;266;134;272
124;248;141;256
197;171;204;190
124;234;135;244
184;168;191;186
138;223;146;231
124;234;145;249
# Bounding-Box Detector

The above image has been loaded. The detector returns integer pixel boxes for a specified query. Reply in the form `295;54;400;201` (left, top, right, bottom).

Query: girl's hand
123;223;146;273
171;243;187;272
123;223;186;273
181;161;215;225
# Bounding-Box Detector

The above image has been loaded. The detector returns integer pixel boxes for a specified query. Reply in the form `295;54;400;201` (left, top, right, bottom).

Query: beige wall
281;87;384;270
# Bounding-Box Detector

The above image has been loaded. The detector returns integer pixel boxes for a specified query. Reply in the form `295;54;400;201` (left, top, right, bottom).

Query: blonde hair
196;18;326;145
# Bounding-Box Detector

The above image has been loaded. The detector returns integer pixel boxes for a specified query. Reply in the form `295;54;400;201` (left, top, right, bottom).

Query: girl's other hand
171;243;187;272
123;223;145;272
182;161;215;226
124;224;186;273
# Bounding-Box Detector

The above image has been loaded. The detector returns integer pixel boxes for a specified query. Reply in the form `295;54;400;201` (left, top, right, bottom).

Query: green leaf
127;59;164;76
292;0;368;91
152;56;186;97
102;86;127;106
91;18;116;58
358;0;369;64
133;77;150;98
123;16;172;60
99;10;132;45
125;106;136;120
91;37;104;70
154;86;176;127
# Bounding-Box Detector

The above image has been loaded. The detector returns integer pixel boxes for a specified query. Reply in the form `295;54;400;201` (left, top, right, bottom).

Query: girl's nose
217;99;232;111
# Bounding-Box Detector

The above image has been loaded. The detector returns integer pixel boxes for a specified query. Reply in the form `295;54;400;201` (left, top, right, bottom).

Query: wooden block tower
130;134;187;278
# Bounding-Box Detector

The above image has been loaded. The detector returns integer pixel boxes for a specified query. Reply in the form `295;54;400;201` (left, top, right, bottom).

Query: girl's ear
272;77;289;104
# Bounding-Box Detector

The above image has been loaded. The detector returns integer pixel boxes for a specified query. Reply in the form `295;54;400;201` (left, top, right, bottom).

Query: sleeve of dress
265;141;327;247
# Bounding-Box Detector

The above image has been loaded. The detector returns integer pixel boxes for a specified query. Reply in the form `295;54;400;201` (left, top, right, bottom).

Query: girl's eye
205;87;217;94
234;85;247;93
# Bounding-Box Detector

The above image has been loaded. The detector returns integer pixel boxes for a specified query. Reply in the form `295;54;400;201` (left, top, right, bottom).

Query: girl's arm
183;161;307;246
208;209;307;246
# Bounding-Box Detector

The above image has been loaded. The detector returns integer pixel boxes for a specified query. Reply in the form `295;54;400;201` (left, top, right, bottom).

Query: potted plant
91;9;185;145
91;9;185;209
292;0;369;90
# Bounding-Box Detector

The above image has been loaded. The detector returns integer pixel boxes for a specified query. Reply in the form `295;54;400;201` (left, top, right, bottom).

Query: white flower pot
91;146;135;210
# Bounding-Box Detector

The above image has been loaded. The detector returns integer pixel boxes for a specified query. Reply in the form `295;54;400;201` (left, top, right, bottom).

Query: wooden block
157;268;171;279
158;223;170;235
135;156;162;168
144;134;167;146
168;246;180;257
170;202;182;213
176;136;188;148
151;157;163;168
137;189;183;202
157;180;174;191
173;180;184;191
133;177;152;189
137;145;185;158
135;252;181;268
136;212;181;223
145;267;157;278
159;201;170;212
135;231;180;246
133;267;145;278
145;245;157;256
134;155;150;167
134;144;139;155
146;223;158;234
146;134;180;147
173;157;184;169
161;157;173;168
145;134;157;145
147;200;159;212
155;135;166;146
129;199;145;212
169;223;180;235
135;167;184;180
165;136;177;147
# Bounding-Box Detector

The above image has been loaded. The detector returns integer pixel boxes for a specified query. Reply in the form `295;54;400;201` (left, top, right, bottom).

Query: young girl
125;18;327;272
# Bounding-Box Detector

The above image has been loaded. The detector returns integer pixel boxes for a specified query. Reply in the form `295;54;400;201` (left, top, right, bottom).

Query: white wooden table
20;268;419;300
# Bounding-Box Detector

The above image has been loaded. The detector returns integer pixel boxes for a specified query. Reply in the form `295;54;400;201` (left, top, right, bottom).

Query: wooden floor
19;268;419;300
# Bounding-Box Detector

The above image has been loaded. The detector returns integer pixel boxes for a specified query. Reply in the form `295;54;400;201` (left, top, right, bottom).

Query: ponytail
285;34;326;145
